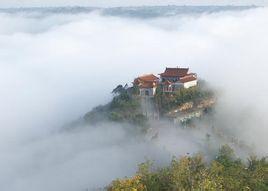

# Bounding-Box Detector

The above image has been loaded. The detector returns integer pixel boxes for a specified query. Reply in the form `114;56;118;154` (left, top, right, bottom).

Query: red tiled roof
160;67;189;78
137;74;159;82
179;74;197;83
133;74;158;88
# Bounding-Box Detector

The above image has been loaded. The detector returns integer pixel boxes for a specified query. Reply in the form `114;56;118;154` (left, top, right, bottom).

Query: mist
0;7;267;190
1;0;268;7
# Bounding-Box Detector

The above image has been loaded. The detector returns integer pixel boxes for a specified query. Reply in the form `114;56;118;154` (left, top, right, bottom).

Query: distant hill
0;5;257;18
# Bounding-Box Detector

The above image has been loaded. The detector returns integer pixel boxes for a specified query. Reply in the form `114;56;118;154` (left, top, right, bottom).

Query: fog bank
0;7;267;190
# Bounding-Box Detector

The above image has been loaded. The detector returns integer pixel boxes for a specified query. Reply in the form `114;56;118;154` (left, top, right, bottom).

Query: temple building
133;67;197;97
133;74;159;97
160;67;197;92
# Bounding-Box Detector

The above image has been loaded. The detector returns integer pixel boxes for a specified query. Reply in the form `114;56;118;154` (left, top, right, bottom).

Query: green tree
108;146;268;191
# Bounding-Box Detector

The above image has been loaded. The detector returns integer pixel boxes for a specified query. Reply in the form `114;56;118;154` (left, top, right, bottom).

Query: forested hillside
108;145;268;191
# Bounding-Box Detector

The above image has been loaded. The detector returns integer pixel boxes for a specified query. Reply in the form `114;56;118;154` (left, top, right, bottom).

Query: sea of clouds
0;7;267;190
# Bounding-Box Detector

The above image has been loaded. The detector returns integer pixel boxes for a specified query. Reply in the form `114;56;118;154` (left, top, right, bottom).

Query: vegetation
154;81;214;115
84;85;148;127
108;145;268;191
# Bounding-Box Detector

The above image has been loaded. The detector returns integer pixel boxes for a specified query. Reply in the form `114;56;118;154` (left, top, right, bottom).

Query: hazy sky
0;0;267;8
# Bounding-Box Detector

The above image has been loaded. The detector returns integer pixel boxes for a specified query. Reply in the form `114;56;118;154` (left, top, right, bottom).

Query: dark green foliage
108;112;124;122
112;84;125;95
216;144;236;166
84;85;148;127
154;84;214;115
130;114;148;127
131;84;140;95
110;91;137;110
84;105;109;124
108;145;268;191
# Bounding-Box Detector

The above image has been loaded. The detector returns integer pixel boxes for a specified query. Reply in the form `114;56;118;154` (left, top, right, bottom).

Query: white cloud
0;7;267;190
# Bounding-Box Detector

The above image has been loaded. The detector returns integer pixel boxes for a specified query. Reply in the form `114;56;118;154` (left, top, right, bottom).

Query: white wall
183;80;197;89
